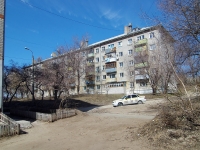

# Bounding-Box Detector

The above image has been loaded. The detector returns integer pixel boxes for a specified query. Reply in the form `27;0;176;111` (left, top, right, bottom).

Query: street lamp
25;47;35;101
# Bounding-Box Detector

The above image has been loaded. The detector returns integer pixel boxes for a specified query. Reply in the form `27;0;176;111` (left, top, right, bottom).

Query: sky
4;0;159;66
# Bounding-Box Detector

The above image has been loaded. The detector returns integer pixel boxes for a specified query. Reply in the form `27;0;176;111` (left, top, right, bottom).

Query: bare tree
3;62;28;105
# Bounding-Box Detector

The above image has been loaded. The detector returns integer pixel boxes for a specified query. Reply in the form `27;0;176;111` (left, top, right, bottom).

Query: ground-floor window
97;85;100;89
136;79;148;87
104;82;125;88
130;82;134;88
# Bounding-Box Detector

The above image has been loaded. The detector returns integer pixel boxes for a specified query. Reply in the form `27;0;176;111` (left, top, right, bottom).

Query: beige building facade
78;24;175;94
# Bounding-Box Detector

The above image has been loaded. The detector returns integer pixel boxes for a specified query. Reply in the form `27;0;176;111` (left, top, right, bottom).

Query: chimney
124;23;132;34
81;40;88;48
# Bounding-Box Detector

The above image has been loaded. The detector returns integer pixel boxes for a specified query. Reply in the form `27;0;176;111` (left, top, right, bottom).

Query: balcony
106;77;117;82
135;75;149;80
135;62;148;68
135;45;147;52
105;68;117;73
105;57;117;63
105;47;116;54
85;80;95;85
70;83;76;87
135;38;147;47
88;53;94;57
87;62;94;66
86;71;95;76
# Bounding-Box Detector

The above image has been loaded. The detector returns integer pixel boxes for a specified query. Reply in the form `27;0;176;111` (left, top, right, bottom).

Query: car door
124;95;131;105
131;95;138;104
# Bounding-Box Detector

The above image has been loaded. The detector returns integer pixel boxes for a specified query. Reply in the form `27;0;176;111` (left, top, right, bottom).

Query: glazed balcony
105;47;116;54
105;57;117;63
106;77;117;82
85;80;95;85
135;45;147;52
135;62;148;68
88;53;94;57
135;38;147;47
86;62;94;66
105;68;117;73
135;75;149;80
85;71;95;76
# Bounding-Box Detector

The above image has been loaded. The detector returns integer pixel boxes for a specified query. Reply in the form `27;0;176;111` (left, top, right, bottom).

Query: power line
22;1;123;32
5;56;31;60
5;36;56;49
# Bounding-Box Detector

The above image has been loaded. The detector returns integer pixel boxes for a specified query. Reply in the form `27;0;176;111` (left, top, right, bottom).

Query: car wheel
118;102;123;106
138;100;143;104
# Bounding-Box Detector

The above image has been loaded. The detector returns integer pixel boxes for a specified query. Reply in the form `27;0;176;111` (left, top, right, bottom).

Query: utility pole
0;0;5;113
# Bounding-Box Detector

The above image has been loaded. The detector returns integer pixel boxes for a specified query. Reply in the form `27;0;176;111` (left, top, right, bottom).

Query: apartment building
77;24;175;94
32;24;175;97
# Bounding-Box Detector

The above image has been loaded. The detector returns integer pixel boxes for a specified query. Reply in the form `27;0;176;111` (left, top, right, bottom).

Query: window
130;71;134;76
149;32;155;38
84;86;86;90
140;82;147;86
119;62;123;67
101;46;105;51
150;44;156;50
96;48;99;53
108;44;114;48
102;65;105;70
129;60;134;66
103;75;106;79
132;95;137;98
102;56;105;61
82;52;86;57
110;74;115;78
96;76;100;81
119;52;123;57
96;66;100;72
128;39;132;45
137;35;144;41
128;49;133;55
96;57;99;62
97;85;100;89
120;73;124;77
151;56;156;61
118;41;122;46
130;82;134;88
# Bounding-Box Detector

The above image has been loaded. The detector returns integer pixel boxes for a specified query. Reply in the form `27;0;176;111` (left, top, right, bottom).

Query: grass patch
137;97;200;150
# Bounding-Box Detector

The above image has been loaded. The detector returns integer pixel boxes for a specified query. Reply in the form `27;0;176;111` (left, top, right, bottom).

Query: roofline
25;25;160;68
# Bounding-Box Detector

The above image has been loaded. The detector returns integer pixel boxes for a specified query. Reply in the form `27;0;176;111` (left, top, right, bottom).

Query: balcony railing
135;38;147;47
87;62;94;66
106;77;117;82
70;83;76;87
86;71;95;76
105;47;116;54
85;80;95;85
135;62;148;68
135;45;147;52
88;53;94;57
105;57;117;63
135;75;149;80
105;68;117;73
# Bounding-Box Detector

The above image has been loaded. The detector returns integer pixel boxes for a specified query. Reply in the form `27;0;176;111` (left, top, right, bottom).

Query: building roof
88;26;154;48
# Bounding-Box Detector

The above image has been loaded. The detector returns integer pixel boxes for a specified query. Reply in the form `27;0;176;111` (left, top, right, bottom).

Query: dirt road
0;99;163;150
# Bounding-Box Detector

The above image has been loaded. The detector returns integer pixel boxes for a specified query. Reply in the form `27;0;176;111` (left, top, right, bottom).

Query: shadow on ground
3;98;101;115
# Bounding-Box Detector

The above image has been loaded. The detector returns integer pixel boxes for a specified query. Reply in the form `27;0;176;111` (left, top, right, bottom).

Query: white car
112;94;146;107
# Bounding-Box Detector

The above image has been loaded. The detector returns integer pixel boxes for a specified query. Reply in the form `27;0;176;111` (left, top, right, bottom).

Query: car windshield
121;96;127;99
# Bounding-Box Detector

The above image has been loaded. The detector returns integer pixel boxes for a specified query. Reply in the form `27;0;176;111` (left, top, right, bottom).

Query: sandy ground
0;99;163;150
